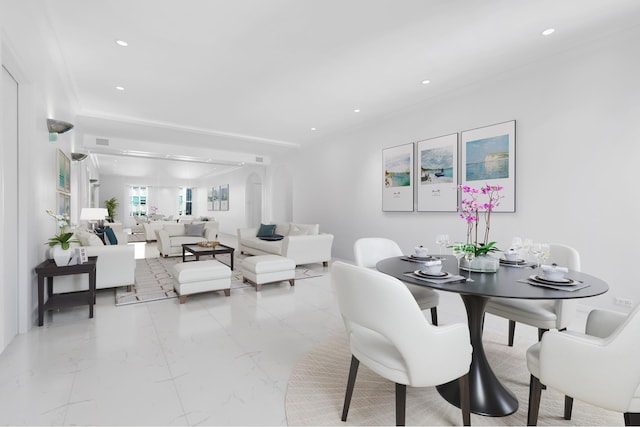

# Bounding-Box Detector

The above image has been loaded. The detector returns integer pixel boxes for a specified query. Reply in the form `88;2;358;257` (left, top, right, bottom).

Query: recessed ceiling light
311;127;317;131
421;79;431;85
115;86;125;91
542;28;555;36
115;40;129;47
353;109;361;113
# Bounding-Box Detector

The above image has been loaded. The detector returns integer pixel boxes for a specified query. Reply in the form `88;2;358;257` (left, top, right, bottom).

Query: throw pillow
258;234;284;241
86;233;104;246
256;223;276;237
104;227;118;245
289;223;319;236
184;223;206;237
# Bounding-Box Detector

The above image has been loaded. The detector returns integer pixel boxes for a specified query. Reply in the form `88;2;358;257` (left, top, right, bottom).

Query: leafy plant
45;209;78;249
104;197;119;220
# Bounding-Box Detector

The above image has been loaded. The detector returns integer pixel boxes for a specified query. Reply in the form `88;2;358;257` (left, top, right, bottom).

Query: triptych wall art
382;120;516;212
207;184;230;211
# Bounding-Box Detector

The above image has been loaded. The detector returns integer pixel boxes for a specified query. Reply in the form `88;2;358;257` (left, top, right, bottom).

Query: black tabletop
376;255;609;300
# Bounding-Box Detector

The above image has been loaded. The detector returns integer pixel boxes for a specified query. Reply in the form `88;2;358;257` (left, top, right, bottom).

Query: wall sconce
47;118;74;142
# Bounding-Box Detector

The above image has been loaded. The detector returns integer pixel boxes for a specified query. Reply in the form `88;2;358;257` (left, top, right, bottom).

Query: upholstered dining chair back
527;304;640;425
353;237;403;268
332;261;471;425
484;242;582;346
353;237;440;325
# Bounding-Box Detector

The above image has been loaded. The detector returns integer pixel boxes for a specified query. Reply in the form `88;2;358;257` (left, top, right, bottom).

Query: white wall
1;0;79;350
292;25;640;313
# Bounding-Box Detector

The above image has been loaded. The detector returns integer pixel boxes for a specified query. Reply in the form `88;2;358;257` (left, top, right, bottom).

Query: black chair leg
508;320;516;346
458;373;471;426
528;375;543;426
625;412;640;426
430;307;438;326
537;328;549;341
341;355;359;422
395;383;406;426
564;396;573;420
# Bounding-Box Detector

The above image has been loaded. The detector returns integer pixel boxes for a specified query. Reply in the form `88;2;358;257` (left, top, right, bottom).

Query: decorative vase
460;254;499;273
51;245;72;267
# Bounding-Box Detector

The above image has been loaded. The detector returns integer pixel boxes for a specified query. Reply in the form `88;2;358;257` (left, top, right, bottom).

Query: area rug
284;331;623;426
115;254;325;306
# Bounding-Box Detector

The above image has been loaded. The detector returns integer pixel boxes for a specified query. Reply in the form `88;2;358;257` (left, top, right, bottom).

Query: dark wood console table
34;256;98;326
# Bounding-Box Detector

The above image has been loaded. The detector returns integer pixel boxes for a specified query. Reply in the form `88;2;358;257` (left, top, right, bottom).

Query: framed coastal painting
207;187;214;211
212;186;220;211
417;133;459;212
220;184;229;211
57;191;70;219
382;143;414;212
57;150;71;193
461;120;516;212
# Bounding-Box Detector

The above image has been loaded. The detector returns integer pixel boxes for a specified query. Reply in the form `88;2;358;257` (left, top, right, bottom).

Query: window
130;186;148;217
178;187;193;216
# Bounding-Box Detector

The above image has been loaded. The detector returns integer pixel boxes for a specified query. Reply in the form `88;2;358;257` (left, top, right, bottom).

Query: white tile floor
0;236;587;426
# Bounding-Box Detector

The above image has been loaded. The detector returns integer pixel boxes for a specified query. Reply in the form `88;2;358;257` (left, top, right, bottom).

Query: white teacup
414;246;429;258
504;248;519;261
541;264;568;281
421;259;442;275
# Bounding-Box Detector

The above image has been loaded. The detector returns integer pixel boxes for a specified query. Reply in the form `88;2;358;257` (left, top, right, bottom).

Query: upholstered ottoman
171;260;231;303
241;255;295;291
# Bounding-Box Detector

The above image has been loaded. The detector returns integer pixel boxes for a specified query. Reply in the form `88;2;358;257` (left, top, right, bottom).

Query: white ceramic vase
459;254;499;273
51;245;72;267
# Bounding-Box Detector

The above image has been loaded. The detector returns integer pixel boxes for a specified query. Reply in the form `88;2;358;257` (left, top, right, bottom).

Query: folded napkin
541;264;569;273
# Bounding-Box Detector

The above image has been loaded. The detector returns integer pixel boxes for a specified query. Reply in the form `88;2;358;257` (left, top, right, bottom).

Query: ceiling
41;0;640;179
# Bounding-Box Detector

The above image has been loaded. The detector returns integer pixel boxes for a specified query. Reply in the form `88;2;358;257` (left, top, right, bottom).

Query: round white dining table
376;255;609;417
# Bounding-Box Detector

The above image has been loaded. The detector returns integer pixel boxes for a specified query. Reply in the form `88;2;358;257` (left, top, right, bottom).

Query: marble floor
0;236;586;426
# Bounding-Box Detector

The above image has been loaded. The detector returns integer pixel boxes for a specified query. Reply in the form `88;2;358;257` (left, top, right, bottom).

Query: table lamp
80;208;108;230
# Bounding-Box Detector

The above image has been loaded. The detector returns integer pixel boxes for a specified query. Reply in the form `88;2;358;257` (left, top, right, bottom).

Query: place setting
498;238;536;268
518;263;590;291
403;257;466;284
401;245;440;263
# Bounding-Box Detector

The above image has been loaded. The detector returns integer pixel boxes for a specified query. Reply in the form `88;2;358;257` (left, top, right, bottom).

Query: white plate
500;258;526;264
414;270;449;278
529;275;575;285
409;255;435;261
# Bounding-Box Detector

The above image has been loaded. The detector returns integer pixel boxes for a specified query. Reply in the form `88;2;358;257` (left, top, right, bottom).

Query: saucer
409;255;434;261
500;258;526;264
414;270;448;278
529;275;575;285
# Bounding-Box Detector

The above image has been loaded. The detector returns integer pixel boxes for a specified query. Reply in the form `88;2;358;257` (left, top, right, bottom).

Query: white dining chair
332;261;472;426
527;304;640;426
354;237;440;325
484;243;580;345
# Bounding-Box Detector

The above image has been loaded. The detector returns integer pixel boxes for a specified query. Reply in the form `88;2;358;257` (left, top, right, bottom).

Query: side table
34;256;98;326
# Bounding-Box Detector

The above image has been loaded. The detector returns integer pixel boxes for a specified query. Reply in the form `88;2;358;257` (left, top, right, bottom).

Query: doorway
246;173;263;228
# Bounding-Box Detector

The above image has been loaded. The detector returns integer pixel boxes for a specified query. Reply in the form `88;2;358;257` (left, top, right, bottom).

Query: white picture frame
417;133;459;212
382;143;414;212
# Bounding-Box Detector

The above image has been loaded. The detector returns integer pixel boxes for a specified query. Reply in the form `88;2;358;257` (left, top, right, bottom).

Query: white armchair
332;262;472;426
353;237;440;325
526;305;640;425
485;243;581;345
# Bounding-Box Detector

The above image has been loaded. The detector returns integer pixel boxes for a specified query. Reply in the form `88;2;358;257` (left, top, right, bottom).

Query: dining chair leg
430;307;438;326
508;320;516;346
341;355;359;422
458;373;471;426
624;412;640;426
395;383;406;426
564;396;573;420
527;375;543;426
537;328;549;341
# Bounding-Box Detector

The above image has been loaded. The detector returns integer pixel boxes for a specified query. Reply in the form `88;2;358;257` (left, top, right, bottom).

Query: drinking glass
463;247;475;282
541;243;551;265
452;242;465;269
435;234;450;256
511;236;523;258
522;238;533;261
529;243;544;270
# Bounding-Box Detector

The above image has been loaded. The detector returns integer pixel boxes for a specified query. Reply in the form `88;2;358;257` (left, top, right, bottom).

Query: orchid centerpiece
45;209;78;250
455;184;504;257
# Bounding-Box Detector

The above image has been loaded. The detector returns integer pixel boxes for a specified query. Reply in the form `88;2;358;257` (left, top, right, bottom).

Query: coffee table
182;243;235;269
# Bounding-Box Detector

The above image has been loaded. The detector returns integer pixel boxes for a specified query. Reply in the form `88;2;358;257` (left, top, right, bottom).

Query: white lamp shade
80;208;108;221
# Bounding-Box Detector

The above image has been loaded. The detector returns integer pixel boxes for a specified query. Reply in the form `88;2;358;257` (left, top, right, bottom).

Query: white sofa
156;221;220;257
52;228;136;293
143;217;216;241
237;223;334;266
